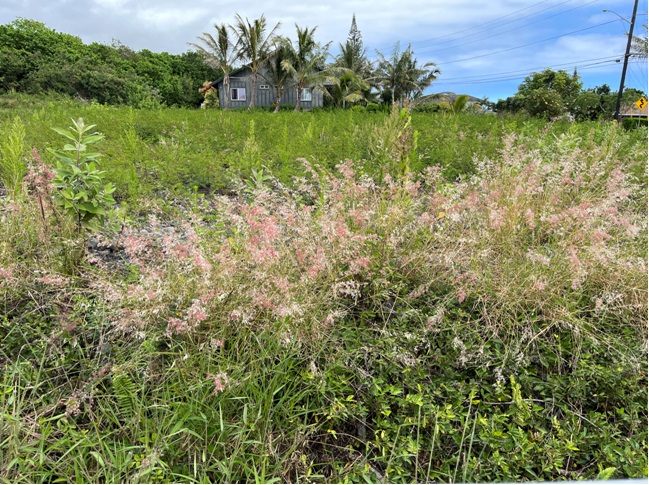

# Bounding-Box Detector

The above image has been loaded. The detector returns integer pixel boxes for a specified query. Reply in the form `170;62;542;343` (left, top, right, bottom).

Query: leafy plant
49;118;115;232
0;99;647;483
198;81;219;109
368;104;417;178
0;116;27;199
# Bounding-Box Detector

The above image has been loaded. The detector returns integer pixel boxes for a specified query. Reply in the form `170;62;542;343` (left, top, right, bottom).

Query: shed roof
619;101;648;117
210;66;250;88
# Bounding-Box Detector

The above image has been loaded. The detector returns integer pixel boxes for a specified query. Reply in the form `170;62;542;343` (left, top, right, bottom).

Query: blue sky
1;0;647;101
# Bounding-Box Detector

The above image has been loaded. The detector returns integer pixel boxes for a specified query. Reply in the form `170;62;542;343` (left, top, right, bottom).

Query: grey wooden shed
210;66;325;110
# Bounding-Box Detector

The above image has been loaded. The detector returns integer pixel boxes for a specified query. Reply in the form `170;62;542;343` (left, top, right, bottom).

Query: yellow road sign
635;97;647;110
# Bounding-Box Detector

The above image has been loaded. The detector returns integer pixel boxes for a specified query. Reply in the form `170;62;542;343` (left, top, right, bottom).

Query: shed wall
214;67;324;109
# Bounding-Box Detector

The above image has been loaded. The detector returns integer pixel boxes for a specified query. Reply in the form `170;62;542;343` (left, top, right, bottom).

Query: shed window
301;88;312;102
231;88;246;101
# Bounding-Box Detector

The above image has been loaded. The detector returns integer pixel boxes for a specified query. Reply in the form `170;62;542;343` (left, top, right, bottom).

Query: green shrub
49;118;115;233
413;102;443;113
526;87;565;119
201;88;219;109
622;117;648;130
366;102;384;112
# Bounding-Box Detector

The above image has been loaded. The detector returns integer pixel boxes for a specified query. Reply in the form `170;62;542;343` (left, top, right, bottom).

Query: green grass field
0;94;647;483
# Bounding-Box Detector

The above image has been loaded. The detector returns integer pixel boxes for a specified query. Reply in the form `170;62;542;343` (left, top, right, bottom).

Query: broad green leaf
83;134;105;145
61;188;75;200
596;467;616;480
89;451;105;467
79;123;97;133
51;127;77;141
80;202;102;214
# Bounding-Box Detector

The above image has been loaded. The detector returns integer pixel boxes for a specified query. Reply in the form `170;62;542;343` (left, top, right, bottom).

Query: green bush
366;102;384;112
49;118;115;233
0;19;219;108
622;117;648;130
525;87;565;119
413;103;443;113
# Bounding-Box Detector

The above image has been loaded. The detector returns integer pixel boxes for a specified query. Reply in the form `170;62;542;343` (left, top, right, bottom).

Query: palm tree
281;25;331;112
263;38;292;112
333;16;374;108
231;14;281;110
188;23;237;109
334;42;373;107
438;94;471;114
336;39;372;77
330;71;369;108
374;43;440;107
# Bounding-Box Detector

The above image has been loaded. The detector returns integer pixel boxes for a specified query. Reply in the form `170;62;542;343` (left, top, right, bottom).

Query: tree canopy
188;23;238;109
0;18;219;107
373;43;440;107
495;68;647;120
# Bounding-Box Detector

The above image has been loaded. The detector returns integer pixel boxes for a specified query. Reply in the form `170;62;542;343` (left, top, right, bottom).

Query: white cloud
136;7;208;30
94;0;129;7
1;0;645;99
92;0;131;11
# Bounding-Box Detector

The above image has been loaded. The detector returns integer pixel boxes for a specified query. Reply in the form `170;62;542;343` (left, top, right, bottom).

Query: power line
436;60;624;85
435;19;619;66
414;0;581;51
417;0;599;55
627;61;648;91
437;55;623;82
396;0;558;50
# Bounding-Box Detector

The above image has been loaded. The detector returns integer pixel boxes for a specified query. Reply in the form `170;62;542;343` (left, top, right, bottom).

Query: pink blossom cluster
36;274;68;286
96;134;645;347
207;372;229;394
0;267;13;279
23;148;56;198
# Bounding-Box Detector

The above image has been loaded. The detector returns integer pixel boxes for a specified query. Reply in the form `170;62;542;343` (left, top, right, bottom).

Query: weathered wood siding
280;82;324;109
215;66;324;110
225;76;249;109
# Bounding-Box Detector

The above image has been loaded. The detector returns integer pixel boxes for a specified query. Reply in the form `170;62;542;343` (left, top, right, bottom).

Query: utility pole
613;0;639;122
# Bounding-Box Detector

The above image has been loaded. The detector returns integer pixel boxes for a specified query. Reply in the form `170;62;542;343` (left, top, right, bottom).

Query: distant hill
416;92;485;105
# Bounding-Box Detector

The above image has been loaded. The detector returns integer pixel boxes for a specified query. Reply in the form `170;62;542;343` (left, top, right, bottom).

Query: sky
1;0;647;101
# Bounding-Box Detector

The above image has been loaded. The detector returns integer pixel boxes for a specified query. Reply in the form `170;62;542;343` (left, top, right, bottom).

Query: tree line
495;68;646;121
0;18;220;108
1;15;645;117
0;15;441;111
189;13;441;111
497;24;647;121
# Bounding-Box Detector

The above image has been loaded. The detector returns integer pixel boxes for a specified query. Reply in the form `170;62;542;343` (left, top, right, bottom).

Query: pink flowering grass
3;123;644;359
92;129;647;354
445;133;645;311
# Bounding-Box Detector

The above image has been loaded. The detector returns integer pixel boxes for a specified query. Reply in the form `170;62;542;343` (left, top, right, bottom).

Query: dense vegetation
2;17;646;122
0;94;647;483
0;19;220;108
0;16;443;112
495;70;646;121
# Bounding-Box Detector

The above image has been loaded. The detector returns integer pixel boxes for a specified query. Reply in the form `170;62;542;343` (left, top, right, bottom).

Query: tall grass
0;117;27;199
3;93;645;199
0;98;647;482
